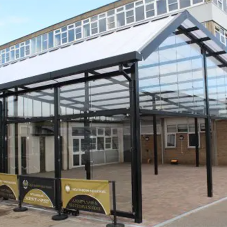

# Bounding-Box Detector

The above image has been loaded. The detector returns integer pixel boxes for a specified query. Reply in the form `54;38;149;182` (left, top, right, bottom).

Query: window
145;1;155;18
188;124;195;132
112;128;118;135
15;44;20;59
180;0;191;8
107;10;115;29
218;0;223;9
75;22;82;39
105;128;111;136
167;134;176;147
97;128;104;136
31;38;36;54
168;0;178;11
117;12;125;27
188;133;199;148
105;137;112;149
54;30;61;46
48;31;54;48
177;124;188;132
157;0;167;15
99;18;107;33
72;127;84;136
112;137;118;149
68;25;75;42
193;0;203;3
20;43;25;58
126;10;134;24
166;124;176;148
42;34;48;51
167;125;177;133
10;47;15;61
36;36;42;52
90;138;97;150
135;5;145;21
25;40;30;55
61;27;68;44
98;137;104;150
83;19;90;38
200;123;205;132
91;16;98;35
73;139;79;152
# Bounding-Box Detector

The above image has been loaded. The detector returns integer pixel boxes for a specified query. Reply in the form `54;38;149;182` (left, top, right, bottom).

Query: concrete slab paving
157;198;227;227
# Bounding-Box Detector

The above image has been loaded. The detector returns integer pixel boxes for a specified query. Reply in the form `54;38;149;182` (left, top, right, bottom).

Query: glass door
72;137;85;167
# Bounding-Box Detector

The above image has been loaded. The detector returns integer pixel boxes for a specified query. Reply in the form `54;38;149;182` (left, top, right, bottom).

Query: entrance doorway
21;137;27;175
72;137;85;167
40;137;46;172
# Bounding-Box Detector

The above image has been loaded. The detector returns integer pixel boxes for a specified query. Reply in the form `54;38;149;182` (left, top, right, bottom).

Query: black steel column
3;96;8;173
195;118;199;167
14;89;19;174
54;87;61;209
202;48;213;197
153;115;158;175
130;62;142;223
84;72;91;180
0;101;2;173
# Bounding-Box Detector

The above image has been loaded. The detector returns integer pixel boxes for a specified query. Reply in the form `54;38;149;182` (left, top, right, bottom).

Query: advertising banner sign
19;176;55;208
0;173;18;200
62;179;110;215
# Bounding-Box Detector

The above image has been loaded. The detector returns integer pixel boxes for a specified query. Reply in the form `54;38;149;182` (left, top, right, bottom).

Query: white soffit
0;15;176;85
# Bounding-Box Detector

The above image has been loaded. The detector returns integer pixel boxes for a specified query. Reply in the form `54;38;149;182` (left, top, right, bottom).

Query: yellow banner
0;173;18;200
61;179;110;215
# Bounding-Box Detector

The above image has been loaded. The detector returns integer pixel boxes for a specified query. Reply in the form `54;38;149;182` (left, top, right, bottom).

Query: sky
0;0;115;45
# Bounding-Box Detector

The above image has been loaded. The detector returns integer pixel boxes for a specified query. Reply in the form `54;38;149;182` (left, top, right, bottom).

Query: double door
72;137;86;167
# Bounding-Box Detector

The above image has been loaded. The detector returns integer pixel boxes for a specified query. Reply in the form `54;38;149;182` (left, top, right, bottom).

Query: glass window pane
73;155;79;166
98;137;104;150
55;34;61;46
37;36;42;52
73;139;79;152
48;31;54;48
157;0;167;15
167;125;177;133
180;0;191;8
189;134;196;147
178;124;188;132
112;137;118;149
193;0;203;3
99;18;107;32
167;134;175;147
136;6;145;21
68;29;75;42
117;12;125;27
83;24;90;37
105;128;111;136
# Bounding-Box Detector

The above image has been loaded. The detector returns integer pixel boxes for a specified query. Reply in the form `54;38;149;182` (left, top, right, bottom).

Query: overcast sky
0;0;114;45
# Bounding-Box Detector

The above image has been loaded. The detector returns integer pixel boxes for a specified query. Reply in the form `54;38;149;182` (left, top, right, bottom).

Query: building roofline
0;0;135;50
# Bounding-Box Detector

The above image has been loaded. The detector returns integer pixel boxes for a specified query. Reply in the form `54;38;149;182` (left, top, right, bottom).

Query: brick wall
216;120;227;165
164;133;206;165
141;135;162;164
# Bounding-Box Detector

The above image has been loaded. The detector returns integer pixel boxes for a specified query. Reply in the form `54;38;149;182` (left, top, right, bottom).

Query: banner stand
13;178;28;213
52;179;68;221
106;181;124;227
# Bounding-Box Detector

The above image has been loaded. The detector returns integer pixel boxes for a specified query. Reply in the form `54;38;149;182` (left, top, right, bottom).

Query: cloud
0;16;29;27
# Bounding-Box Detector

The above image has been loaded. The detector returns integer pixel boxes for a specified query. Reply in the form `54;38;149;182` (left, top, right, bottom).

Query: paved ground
2;164;227;227
158;198;227;227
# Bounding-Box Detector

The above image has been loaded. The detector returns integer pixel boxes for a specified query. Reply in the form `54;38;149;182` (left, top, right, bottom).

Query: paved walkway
2;198;227;227
156;198;227;227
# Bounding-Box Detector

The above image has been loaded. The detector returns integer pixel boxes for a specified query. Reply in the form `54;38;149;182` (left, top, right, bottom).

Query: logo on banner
65;184;71;193
23;180;28;189
19;176;55;208
61;179;110;215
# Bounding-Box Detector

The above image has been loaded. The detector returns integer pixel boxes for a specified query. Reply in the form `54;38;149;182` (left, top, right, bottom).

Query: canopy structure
0;10;227;224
